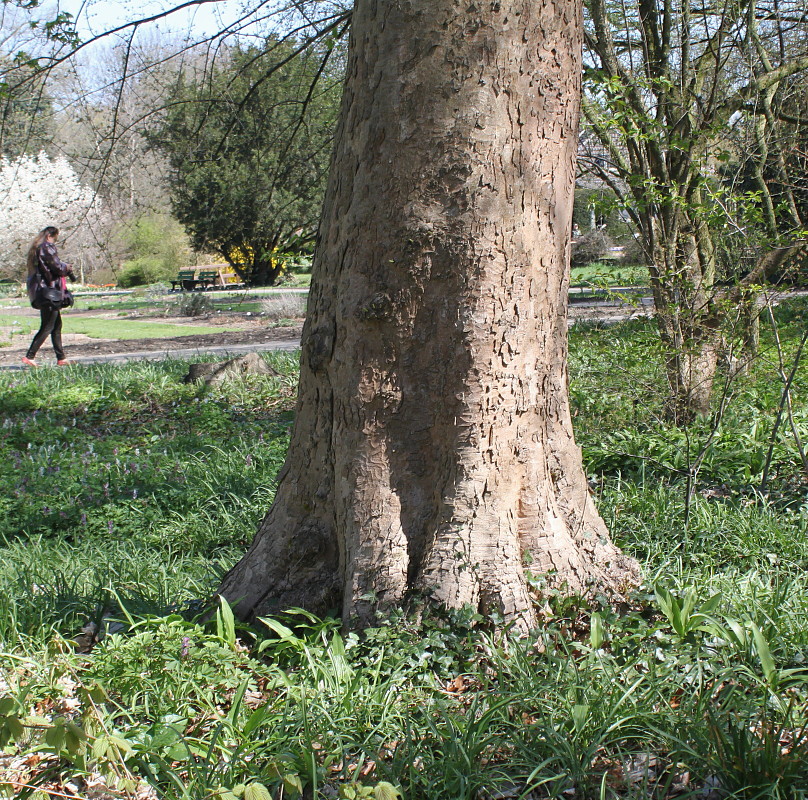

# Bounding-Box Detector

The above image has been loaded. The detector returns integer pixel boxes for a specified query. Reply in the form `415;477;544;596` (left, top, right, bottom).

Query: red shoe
57;359;71;367
21;356;38;368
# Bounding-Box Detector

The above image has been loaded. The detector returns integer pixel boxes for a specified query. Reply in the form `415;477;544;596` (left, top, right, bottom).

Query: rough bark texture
219;0;639;629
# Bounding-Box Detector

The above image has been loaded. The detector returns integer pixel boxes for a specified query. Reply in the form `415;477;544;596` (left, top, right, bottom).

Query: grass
0;287;304;346
0;315;244;339
570;261;649;287
1;302;807;799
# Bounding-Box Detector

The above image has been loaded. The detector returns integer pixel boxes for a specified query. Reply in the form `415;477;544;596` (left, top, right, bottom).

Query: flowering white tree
0;153;99;280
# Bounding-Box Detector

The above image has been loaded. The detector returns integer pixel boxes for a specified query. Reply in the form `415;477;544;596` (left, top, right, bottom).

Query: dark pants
26;307;65;360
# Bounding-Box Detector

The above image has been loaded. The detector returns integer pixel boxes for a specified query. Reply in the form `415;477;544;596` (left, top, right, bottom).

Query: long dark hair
26;226;59;277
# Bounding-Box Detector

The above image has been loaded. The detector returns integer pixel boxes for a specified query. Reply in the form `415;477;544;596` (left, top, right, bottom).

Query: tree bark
219;0;639;630
644;215;721;421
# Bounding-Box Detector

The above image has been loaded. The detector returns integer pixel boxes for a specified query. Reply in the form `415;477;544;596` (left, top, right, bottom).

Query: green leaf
0;697;18;717
108;733;134;759
699;593;722;615
654;586;682;636
226;676;251;726
86;683;109;704
373;782;403;800
572;703;590;734
217;596;237;647
92;734;110;759
243;704;271;737
749;622;777;685
258;616;295;640
281;773;303;797
283;607;323;624
44;721;66;751
3;716;23;742
590;612;605;650
243;782;272;800
707;617;748;649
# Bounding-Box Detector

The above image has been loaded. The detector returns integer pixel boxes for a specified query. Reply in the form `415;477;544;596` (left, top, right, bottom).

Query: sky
56;0;252;42
4;1;342;59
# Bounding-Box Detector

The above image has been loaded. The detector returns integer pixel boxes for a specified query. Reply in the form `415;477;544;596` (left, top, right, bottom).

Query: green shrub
171;291;214;316
115;213;192;287
118;256;173;287
571;229;612;267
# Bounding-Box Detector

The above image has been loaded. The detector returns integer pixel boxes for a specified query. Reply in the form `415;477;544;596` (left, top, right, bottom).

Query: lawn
0;315;245;339
571;261;649;287
1;301;807;799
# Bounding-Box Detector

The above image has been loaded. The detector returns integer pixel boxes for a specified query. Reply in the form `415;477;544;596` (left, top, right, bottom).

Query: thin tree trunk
740;290;764;359
659;320;720;420
645;218;721;421
219;0;639;630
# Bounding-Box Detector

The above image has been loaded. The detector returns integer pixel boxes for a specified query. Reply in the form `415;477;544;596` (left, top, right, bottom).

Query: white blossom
0;152;100;279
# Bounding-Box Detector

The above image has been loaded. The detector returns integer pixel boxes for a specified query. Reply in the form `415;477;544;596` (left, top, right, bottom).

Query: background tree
53;38;180;214
581;0;808;419
0;151;100;279
114;213;192;287
155;35;343;285
219;0;639;629
0;3;56;157
1;3;351;285
0;55;53;157
47;38;199;283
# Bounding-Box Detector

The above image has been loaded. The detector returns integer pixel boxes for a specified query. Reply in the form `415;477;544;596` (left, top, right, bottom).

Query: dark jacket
27;242;74;307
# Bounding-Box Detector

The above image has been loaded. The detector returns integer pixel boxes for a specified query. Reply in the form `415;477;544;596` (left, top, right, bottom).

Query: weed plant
171;293;215;317
261;292;308;322
1;304;807;799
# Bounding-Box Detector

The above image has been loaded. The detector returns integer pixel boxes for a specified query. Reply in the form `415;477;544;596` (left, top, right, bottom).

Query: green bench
197;269;221;289
171;270;198;291
171;265;243;291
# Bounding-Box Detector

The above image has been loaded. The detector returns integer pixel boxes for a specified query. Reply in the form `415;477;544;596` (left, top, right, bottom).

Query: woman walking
23;226;76;367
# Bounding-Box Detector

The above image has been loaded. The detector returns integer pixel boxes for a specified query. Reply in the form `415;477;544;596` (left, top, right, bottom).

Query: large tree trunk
219;0;639;629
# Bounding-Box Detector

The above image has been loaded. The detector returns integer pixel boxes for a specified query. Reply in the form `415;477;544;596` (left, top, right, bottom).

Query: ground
0;289;648;367
0;321;304;365
0;293;305;366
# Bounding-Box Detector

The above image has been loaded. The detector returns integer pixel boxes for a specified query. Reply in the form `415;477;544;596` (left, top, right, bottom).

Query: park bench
219;271;243;288
170;265;245;291
171;269;198;291
197;269;221;289
205;267;245;289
